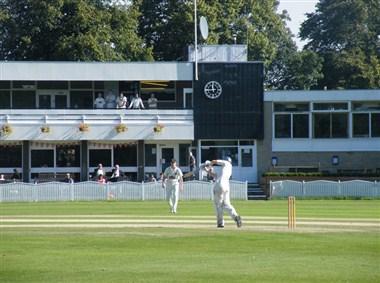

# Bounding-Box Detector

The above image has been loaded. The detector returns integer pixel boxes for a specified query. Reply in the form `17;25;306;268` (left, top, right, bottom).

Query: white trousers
166;183;179;213
213;184;238;226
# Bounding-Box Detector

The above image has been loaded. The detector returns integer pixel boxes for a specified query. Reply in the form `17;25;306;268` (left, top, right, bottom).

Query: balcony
0;109;194;141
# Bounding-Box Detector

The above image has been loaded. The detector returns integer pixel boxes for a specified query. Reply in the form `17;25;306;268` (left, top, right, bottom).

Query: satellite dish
199;16;209;40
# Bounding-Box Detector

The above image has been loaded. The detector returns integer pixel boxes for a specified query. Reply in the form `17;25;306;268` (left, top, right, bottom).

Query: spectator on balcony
63;173;74;184
0;174;5;183
11;169;20;181
147;93;158;109
94;92;106;109
117;92;128;109
148;174;157;182
129;92;145;109
109;164;122;182
94;164;104;179
105;91;117;109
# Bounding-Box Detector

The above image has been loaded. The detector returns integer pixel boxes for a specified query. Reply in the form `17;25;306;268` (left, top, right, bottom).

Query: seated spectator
147;93;158;109
117;92;128;109
129;92;145;109
98;174;106;184
94;164;104;179
11;169;20;181
0;174;5;183
63;173;74;184
109;164;122;182
105;91;117;109
148;174;157;182
94;92;106;109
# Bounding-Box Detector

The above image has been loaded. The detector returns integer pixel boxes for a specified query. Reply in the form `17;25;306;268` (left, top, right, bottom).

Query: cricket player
162;159;183;214
202;158;242;228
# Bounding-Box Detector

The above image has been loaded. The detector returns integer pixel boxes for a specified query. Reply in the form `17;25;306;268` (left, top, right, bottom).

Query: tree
0;0;152;61
300;0;380;89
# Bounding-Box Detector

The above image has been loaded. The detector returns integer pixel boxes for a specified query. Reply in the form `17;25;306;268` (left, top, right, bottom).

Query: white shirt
163;166;183;185
148;97;158;108
129;97;145;109
215;160;232;188
117;96;127;108
94;97;105;109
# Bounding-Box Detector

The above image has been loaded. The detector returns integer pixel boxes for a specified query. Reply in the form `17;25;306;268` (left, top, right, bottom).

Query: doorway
37;90;69;109
160;147;174;173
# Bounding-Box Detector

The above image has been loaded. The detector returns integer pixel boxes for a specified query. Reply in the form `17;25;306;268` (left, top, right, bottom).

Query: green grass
1;200;380;283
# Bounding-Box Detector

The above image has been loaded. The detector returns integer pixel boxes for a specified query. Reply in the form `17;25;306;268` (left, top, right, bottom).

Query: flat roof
265;89;380;101
0;61;193;81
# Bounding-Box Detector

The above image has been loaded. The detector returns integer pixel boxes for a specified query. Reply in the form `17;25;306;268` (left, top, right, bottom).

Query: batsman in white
201;158;242;228
162;158;183;214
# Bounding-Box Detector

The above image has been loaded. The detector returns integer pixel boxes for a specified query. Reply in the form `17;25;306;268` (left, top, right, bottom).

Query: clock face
204;81;222;99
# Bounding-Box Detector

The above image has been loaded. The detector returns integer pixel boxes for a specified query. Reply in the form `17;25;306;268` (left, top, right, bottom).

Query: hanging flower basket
115;124;127;133
40;125;50;133
79;123;89;132
1;124;12;136
153;123;165;133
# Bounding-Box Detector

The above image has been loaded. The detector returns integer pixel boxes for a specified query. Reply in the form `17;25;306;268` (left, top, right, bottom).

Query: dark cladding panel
193;62;264;139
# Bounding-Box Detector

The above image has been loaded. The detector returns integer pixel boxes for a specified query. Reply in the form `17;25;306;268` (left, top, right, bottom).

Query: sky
278;0;319;49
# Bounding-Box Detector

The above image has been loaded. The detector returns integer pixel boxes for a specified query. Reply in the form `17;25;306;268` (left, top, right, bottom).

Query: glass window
201;140;238;146
332;113;348;138
293;114;309;138
0;90;11;109
201;147;238;166
313;113;330;138
241;148;253;167
70;91;93;109
372;113;380;137
140;81;175;101
12;81;36;89
113;144;137;166
89;149;112;167
31;150;54;167
0;81;11;89
12;91;36;109
0;145;22;168
274;103;309;112
94;81;105;89
179;144;191;167
70;81;92;89
37;81;68;89
239;140;255;145
274;114;291;138
144;144;157;166
353;114;369;137
352;101;380;111
56;145;80;167
313;103;348;111
313;113;348;138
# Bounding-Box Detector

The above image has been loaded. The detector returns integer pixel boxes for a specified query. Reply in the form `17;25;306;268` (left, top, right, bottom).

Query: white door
235;145;257;182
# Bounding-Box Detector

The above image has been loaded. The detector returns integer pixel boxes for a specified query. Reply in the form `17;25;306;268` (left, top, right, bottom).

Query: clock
204;81;222;99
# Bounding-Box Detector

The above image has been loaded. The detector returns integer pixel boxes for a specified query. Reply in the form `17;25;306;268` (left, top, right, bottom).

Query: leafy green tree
300;0;380;89
0;0;152;61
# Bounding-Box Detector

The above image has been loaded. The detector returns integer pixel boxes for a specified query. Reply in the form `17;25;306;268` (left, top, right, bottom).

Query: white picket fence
0;180;248;202
270;180;380;198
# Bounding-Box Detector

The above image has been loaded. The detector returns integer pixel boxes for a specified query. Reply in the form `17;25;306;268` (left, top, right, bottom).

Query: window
0;81;11;89
31;150;54;167
56;145;80;167
12;81;36;89
275;114;291;138
37;81;68;89
140;81;175;101
113;144;137;166
0;90;11;109
144;144;157;166
201;147;238;166
273;103;309;139
89;149;112;167
293;114;309;138
12;91;36;109
352;101;380;111
241;148;253;167
313;113;348;138
353;114;369;137
70;91;93;109
372;113;380;137
70;81;92;89
0;145;22;168
313;103;348;111
179;144;191;167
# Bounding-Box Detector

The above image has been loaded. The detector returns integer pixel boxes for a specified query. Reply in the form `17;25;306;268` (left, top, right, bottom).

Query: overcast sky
278;0;319;49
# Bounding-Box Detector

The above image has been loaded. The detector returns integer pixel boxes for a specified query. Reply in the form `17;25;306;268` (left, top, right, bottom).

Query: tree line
0;0;379;90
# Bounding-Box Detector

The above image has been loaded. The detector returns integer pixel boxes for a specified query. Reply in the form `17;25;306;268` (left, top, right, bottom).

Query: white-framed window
352;101;380;138
273;103;310;138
